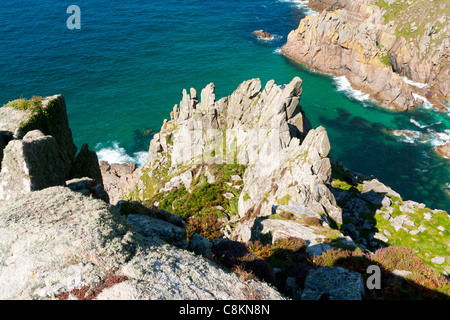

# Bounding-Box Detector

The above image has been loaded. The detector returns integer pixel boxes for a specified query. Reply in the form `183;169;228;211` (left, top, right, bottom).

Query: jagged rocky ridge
146;77;341;225
0;78;449;300
125;78;449;298
281;0;449;111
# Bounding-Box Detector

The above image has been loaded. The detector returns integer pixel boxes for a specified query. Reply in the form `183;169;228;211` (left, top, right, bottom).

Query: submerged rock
253;30;272;39
435;142;450;159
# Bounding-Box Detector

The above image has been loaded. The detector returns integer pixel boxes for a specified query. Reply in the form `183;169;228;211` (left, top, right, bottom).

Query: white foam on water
412;93;434;109
256;34;283;42
402;76;428;89
96;142;148;167
333;76;371;102
410;118;427;129
273;47;282;55
409;118;441;129
277;0;318;16
430;129;450;147
393;129;422;144
134;151;150;166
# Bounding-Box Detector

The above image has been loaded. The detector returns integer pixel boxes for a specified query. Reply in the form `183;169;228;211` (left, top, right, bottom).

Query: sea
1;0;449;211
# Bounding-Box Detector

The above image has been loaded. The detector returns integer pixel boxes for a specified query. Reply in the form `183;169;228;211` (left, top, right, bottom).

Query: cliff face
375;0;449;101
282;0;449;111
130;78;449;285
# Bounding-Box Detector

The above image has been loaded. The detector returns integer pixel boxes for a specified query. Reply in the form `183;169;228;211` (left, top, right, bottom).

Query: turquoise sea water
1;0;449;210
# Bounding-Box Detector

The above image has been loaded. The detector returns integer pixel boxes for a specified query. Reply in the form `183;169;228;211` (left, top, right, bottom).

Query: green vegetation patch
6;98;43;112
276;194;291;206
131;163;246;221
379;53;391;67
312;247;450;299
375;0;449;47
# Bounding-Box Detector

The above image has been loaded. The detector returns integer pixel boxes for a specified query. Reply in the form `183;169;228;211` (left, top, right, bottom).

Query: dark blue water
1;0;449;211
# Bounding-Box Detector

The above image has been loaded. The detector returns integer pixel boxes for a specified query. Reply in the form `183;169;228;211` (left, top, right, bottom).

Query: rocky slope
124;78;449;299
282;0;449;111
0;187;285;300
0;96;285;300
1;80;449;300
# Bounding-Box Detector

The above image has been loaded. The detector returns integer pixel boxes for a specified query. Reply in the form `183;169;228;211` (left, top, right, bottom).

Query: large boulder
150;77;311;169
0;95;77;178
0;130;66;201
126;214;188;250
66;177;110;203
301;267;365;300
100;161;142;205
0;187;286;300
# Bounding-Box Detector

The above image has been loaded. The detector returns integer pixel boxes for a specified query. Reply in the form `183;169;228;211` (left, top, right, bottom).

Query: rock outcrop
301;267;365;300
253;30;273;39
100;161;142;205
237;125;342;225
0;95;77;177
144;77;341;226
282;0;450;111
0;130;66;201
72;143;104;185
436;142;450;159
281;6;415;111
329;161;449;275
0;96;107;202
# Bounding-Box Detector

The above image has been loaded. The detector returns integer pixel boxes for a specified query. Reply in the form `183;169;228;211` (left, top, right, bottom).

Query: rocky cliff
0;95;286;300
124;78;449;299
282;0;449;111
145;77;341;225
1;81;449;300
